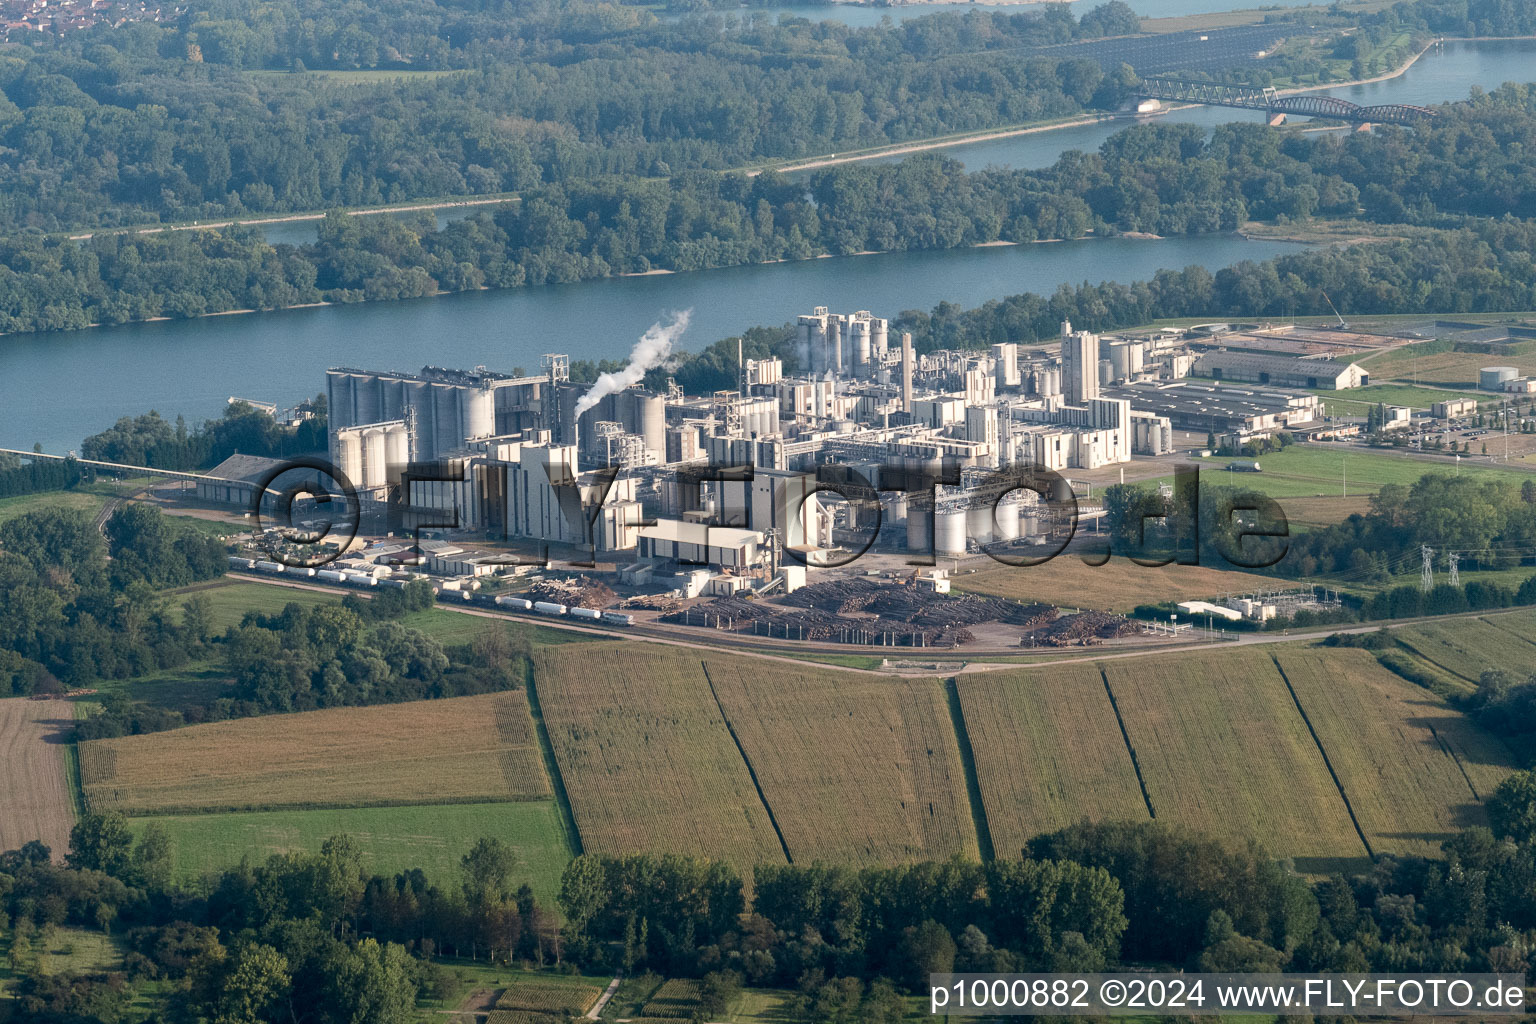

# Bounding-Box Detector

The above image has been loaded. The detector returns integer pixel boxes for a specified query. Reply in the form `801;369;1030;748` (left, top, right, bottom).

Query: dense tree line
80;398;327;471
0;454;96;499
9;797;1536;1022
5;83;1536;336
0;505;226;693
0;3;1128;232
74;580;534;739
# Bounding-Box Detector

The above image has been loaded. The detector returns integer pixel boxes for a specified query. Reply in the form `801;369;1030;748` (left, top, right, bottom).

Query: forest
2;83;1536;337
8;797;1536;1022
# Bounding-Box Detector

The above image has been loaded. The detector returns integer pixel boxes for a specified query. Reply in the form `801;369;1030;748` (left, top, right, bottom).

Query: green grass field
1193;445;1534;500
0;489;106;526
130;800;572;906
1311;383;1488;417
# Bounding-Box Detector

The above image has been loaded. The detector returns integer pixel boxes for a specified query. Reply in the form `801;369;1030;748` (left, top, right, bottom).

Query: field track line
1096;668;1156;820
1425;723;1482;802
522;671;584;858
1270;655;1374;860
942;678;996;861
698;661;793;865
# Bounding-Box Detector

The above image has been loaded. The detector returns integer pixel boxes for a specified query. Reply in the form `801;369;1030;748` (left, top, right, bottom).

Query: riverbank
65;194;522;242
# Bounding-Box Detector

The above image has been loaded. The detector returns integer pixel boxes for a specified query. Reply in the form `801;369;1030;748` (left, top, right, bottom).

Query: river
4;235;1301;453
5;37;1535;453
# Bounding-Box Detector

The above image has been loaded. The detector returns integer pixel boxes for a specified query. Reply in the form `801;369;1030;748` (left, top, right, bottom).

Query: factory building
797;307;890;379
327;365;548;464
637;521;763;568
1060;320;1101;405
1104;379;1323;436
1194;351;1366;390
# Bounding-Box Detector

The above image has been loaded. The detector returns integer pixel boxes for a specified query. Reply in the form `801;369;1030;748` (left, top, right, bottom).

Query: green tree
1488;770;1536;843
67;811;134;877
322;938;417;1024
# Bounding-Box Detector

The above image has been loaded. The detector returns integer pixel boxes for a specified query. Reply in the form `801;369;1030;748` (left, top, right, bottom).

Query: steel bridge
1138;78;1437;126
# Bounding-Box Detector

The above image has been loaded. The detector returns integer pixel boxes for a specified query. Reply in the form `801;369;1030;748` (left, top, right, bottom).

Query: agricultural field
1101;649;1370;872
80;691;549;814
1360;339;1536;389
496;974;605;1016
0;698;76;858
703;655;978;864
129;801;571;905
955;663;1150;859
1393;614;1536;682
532;643;788;868
953;556;1271;613
1274;648;1512;858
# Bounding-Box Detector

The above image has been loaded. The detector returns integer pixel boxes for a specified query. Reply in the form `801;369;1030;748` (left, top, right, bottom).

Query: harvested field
80;691;549;814
954;557;1271;614
703;654;978;864
1274;648;1513;858
956;664;1150;859
1395;615;1536;682
1103;649;1369;871
532;643;787;867
0;698;75;857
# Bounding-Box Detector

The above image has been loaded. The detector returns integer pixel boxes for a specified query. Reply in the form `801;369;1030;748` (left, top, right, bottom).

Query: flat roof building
1194;351;1366;390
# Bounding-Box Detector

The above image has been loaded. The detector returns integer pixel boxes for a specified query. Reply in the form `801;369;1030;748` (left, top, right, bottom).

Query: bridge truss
1137;77;1437;126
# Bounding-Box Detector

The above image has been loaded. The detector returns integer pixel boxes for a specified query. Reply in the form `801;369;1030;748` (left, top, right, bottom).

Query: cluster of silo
332;421;407;492
797;307;889;379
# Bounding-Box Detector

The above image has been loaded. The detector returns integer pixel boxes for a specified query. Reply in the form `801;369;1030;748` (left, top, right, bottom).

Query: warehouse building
1194;351;1367;390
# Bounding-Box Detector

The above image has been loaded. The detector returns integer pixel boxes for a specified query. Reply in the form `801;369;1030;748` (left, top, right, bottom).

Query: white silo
335;430;363;488
362;428;387;490
966;497;993;548
852;318;871;377
935;503;968;557
462;385;495;440
871;317;888;360
994;492;1021;542
639;394;666;456
385;423;409;473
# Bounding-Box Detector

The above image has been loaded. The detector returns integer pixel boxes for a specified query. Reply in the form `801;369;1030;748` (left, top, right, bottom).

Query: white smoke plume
573;309;693;417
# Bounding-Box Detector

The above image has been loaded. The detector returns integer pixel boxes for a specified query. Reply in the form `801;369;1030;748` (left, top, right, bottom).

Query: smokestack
901;332;914;414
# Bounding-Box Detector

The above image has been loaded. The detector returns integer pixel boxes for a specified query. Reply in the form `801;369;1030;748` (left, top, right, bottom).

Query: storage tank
378;577;407;589
871;318;888;359
362;428;387;491
254;560;285;574
327;371;356;429
317;569;346;582
570;606;602;621
533;601;568;616
934;504;968;557
343;572;376;586
385;424;409;474
601;611;636;626
404;381;433;457
851;319;871;377
639;394;666;456
433;383;461;451
994;492;1021;542
336;430;363;489
966;498;993;548
1481;366;1519;390
906;508;932;555
228;555;256;569
462;385;495;440
496;595;534;610
354;374;381;426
